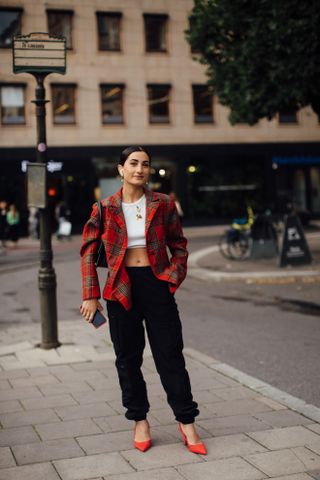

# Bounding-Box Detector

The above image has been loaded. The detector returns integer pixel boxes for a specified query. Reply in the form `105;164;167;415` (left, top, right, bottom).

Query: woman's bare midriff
124;247;151;266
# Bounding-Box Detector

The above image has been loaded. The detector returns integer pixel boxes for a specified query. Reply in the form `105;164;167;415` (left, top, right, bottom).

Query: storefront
1;142;319;235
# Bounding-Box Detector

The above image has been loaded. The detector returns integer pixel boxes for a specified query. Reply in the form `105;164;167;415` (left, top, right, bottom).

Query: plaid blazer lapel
108;188;126;230
145;188;160;235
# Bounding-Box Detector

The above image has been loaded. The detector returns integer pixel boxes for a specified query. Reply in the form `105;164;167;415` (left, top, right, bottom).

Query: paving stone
0;342;33;357
253;410;315;428
53;452;134;479
307;441;320;456
71;360;115;371
248;426;320;450
77;431;134;454
39;381;93;396
0;408;61;428
106;467;185;480
21;394;78;410
53;369;107;383
308;425;320;435
260;475;312;480
70;388;120;404
0;359;46;370
0;446;16;468
35;418;102;440
0;386;42;401
291;447;320;470
0;379;11;390
177;456;266;480
202;433;267;460
9;375;60;388
12;438;85;465
254;395;287;410
245;449;308;477
121;443;202;470
92;413;160;433
308;471;320;479
192;389;223;404
0;426;40;447
0;462;60;479
54;402;115;420
27;365;75;376
0;369;29;380
0;400;23;413
198;414;270;436
204;398;272;417
214;386;259;402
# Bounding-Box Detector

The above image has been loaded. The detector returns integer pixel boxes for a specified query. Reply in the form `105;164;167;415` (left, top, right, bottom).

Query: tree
186;0;320;125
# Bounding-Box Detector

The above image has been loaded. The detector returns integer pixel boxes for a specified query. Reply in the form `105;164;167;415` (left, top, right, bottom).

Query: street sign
13;32;66;74
27;162;47;209
279;214;312;267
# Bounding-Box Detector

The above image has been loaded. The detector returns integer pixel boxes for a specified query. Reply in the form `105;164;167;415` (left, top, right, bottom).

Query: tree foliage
186;0;320;125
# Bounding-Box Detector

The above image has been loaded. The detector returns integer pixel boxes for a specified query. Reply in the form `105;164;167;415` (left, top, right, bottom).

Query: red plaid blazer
80;187;188;310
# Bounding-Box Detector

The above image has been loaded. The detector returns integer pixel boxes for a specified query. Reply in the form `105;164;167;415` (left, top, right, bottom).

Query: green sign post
13;32;66;349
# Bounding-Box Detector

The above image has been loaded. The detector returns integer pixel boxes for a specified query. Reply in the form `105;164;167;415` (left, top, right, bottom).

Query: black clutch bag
94;200;108;269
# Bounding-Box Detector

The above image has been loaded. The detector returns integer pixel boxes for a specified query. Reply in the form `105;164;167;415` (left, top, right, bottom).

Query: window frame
0;82;26;126
96;11;122;52
100;83;125;125
192;84;214;124
147;83;171;124
278;109;299;125
51;83;77;125
143;13;168;53
0;7;23;49
47;9;74;50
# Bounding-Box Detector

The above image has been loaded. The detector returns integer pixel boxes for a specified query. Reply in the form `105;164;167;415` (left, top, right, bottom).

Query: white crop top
121;194;146;248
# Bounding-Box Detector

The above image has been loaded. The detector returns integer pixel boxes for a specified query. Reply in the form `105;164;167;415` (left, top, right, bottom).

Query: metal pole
32;74;60;349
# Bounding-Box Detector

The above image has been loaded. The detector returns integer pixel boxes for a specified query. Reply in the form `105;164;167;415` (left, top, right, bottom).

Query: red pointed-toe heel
178;423;207;455
133;425;152;452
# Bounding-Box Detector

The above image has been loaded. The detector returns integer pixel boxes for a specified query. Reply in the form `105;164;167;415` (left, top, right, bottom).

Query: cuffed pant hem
125;412;148;422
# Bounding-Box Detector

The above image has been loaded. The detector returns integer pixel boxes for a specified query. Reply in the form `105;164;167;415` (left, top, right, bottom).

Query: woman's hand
80;299;103;323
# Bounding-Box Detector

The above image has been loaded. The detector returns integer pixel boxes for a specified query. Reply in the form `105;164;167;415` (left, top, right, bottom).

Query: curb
184;347;320;424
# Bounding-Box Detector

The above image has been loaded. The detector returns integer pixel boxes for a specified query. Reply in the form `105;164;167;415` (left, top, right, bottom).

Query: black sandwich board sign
279;214;312;267
13;32;66;74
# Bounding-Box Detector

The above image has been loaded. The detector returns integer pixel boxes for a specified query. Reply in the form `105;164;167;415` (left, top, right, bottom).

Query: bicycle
218;207;254;260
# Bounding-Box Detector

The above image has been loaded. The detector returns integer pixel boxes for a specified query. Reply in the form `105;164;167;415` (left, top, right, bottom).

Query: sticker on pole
13;32;66;74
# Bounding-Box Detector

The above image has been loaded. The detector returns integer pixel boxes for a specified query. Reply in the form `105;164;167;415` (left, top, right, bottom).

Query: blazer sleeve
80;202;101;300
166;198;188;286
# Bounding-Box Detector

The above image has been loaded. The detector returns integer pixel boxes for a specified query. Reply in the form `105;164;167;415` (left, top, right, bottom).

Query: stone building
1;0;320;229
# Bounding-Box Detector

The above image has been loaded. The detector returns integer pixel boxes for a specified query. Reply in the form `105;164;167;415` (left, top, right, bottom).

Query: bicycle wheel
228;231;250;260
218;232;233;260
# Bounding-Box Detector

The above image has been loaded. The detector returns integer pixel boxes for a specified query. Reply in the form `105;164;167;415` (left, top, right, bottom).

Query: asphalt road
1;234;319;409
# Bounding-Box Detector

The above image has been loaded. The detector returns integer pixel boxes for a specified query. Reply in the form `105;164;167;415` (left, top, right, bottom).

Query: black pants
106;266;199;424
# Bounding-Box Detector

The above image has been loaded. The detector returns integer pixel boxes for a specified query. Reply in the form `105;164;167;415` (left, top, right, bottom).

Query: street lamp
12;32;67;349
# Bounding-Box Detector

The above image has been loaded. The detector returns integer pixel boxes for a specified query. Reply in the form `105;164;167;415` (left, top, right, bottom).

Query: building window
100;84;124;124
144;14;168;52
51;84;76;124
0;8;22;48
96;12;121;51
147;84;171;123
279;109;298;124
192;85;214;123
0;84;25;124
47;10;73;49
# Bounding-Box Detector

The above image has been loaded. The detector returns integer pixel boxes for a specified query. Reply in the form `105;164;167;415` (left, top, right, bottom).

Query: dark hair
119;146;151;166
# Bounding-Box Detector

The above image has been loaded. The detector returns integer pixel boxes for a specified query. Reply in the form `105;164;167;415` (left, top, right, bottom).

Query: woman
6;204;20;248
80;146;206;455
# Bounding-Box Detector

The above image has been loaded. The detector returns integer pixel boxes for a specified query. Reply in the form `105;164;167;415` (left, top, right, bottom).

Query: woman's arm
80;202;101;301
166;198;188;286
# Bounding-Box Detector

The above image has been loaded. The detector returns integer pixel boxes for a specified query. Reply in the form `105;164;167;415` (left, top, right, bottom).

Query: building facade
1;0;320;231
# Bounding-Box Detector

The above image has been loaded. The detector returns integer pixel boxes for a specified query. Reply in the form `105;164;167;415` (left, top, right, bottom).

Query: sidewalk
1;226;320;479
1;318;320;479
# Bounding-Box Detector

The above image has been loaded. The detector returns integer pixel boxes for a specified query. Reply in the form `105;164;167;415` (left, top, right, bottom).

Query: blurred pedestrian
28;207;40;239
55;201;72;240
6;204;20;248
169;191;184;218
0;200;8;252
80;146;206;455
